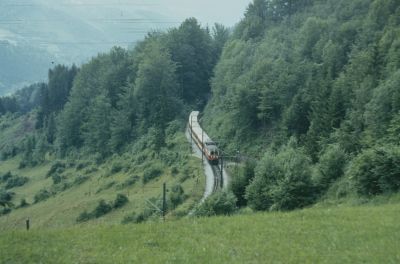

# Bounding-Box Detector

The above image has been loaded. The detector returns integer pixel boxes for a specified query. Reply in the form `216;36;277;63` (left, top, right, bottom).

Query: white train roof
189;111;215;145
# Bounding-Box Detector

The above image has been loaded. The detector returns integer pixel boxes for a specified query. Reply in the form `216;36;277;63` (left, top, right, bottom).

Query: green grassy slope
0;202;399;263
0;132;205;229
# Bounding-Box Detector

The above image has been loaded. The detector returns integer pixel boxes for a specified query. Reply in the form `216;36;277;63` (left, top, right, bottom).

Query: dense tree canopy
1;0;400;213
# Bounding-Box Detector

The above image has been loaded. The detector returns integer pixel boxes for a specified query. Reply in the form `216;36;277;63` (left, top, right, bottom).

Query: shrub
142;165;163;184
96;181;116;193
52;182;72;193
122;208;154;224
5;176;29;189
178;173;191;183
94;200;113;218
110;161;123;174
77;193;128;222
76;210;92;222
18;198;29;208
122;212;137;224
171;166;179;175
347;145;400;196
51;174;62;185
73;175;89;186
84;166;98;174
34;189;51;203
158;149;179;166
165;120;183;138
1;171;12;182
194;190;237;217
168;184;186;209
18;161;27;169
0;207;11;216
314;144;347;193
116;176;140;190
76;162;88;171
246;144;315;211
46;161;66;177
229;160;256;207
113;194;129;209
0;189;14;207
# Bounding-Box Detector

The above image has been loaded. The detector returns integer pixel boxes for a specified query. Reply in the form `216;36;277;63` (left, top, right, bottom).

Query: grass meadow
0;201;399;263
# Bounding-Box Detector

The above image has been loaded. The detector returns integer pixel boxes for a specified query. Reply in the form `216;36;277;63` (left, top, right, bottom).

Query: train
188;111;220;165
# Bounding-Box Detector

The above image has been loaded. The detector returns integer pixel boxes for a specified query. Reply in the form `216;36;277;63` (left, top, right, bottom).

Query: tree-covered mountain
0;18;227;223
1;0;400;223
203;0;400;210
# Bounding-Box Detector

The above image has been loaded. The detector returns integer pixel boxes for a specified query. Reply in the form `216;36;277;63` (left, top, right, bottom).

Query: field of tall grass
1;201;399;263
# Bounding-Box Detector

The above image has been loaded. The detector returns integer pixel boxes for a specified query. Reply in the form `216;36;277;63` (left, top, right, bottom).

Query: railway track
211;164;222;193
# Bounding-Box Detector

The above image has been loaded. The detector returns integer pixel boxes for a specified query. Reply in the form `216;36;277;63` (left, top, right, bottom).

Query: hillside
0;128;205;229
1;0;400;245
0;17;224;227
1;0;400;262
1;201;399;263
203;0;400;211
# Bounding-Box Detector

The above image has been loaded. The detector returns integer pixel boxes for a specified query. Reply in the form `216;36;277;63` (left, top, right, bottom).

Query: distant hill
0;0;175;95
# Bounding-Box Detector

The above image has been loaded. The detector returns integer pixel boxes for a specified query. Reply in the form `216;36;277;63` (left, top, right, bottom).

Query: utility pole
162;182;166;221
220;155;223;188
236;149;240;177
202;129;204;163
190;115;192;149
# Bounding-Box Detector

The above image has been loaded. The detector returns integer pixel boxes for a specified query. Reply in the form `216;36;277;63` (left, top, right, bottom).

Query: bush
347;145;400;196
52;182;72;193
194;190;237;217
34;189;51;203
116;176;139;190
76;210;92;222
142;165;163;184
84;166;98;174
18;161;27;169
171;166;179;175
18;198;29;208
94;200;113;218
77;193;128;222
168;184;186;209
110;161;123;174
314;144;347;193
122;208;154;224
46;161;66;177
113;194;129;209
246;144;315;211
5;176;29;189
76;161;90;171
51;174;62;185
121;212;137;224
0;189;14;207
229;160;256;207
96;181;116;193
1;171;12;182
73;175;89;186
0;207;11;216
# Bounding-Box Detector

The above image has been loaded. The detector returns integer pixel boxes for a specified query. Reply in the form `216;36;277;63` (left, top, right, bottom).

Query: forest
1;0;400;217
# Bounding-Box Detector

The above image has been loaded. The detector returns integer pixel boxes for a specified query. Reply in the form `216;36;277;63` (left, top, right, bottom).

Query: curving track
185;114;228;203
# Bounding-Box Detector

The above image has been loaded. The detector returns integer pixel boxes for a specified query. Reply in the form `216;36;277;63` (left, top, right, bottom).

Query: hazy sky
157;0;251;26
55;0;252;26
